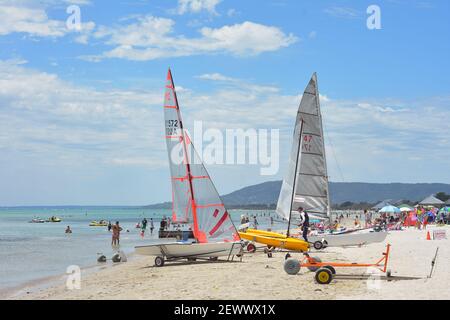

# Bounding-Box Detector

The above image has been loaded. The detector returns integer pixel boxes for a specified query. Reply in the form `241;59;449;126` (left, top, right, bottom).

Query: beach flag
426;231;431;240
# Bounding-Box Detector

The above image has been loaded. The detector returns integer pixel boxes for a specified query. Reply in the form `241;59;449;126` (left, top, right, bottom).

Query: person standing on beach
149;218;154;235
298;207;309;242
253;215;259;229
111;221;122;246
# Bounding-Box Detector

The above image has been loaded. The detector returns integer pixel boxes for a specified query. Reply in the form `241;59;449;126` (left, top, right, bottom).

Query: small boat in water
29;218;45;223
47;216;62;222
89;220;108;227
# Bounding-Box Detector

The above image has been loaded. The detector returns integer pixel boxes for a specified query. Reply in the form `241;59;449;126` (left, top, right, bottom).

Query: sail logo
66;5;82;31
168;121;279;176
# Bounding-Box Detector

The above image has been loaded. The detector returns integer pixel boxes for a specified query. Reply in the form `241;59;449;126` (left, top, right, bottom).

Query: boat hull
135;241;243;258
238;229;309;252
309;229;388;247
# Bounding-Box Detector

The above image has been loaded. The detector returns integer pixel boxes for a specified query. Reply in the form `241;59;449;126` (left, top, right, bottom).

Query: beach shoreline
7;224;449;300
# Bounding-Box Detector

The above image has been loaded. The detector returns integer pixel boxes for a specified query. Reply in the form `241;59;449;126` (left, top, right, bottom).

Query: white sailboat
241;73;387;250
280;72;388;249
135;69;242;266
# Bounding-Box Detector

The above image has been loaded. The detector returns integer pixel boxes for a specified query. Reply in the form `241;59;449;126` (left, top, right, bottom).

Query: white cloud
177;0;222;15
83;16;298;61
324;6;361;19
1;61;448;185
0;1;95;38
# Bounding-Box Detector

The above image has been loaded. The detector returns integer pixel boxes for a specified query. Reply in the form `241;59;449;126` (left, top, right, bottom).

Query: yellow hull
239;229;309;252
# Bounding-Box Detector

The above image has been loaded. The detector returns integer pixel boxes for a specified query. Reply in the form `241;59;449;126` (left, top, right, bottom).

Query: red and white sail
163;69;239;243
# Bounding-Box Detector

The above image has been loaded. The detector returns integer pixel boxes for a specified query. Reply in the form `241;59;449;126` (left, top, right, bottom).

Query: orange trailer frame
300;244;391;273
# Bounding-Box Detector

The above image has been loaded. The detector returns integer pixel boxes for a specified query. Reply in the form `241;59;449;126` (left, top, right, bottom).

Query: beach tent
418;195;445;207
372;200;393;210
379;205;401;214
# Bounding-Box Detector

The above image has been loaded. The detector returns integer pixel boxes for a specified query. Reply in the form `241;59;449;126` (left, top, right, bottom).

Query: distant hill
146;181;450;209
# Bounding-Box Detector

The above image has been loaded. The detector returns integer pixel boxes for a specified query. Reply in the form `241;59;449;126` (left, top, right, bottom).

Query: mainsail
276;73;330;229
163;69;239;243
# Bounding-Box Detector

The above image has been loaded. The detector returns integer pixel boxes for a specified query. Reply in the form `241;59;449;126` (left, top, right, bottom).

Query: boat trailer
284;244;439;284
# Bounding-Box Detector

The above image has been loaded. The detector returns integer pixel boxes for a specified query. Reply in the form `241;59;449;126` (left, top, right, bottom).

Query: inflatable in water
89;220;108;227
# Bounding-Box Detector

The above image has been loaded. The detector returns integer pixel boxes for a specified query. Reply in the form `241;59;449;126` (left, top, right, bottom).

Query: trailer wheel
284;258;301;275
313;241;324;250
209;257;218;261
307;257;322;272
187;257;197;262
323;265;336;274
247;243;256;253
154;256;165;267
315;268;333;284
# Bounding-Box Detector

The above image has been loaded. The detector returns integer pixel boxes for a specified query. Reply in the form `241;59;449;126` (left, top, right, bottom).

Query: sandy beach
10;224;448;300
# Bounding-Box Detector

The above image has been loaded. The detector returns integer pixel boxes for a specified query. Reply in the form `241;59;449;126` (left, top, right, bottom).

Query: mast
167;69;200;240
286;119;304;238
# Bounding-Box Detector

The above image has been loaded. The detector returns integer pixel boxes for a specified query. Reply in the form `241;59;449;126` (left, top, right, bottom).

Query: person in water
298;207;309;242
65;226;72;234
149;218;154;235
142;218;147;232
111;221;122;246
107;221;112;232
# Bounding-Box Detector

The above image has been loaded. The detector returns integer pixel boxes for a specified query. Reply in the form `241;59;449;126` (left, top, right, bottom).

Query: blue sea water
0;207;280;292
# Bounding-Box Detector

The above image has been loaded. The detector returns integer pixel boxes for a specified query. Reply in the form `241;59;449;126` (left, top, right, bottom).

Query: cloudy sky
0;0;449;206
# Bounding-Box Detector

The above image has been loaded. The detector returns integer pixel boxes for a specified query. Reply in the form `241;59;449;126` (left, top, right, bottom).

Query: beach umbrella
438;207;450;214
400;207;413;212
379;205;401;214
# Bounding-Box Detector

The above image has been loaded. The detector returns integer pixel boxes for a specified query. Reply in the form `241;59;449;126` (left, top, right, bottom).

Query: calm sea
0;207;280;292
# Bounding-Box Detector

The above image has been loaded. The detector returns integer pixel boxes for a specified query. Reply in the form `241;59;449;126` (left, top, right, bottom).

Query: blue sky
0;0;449;206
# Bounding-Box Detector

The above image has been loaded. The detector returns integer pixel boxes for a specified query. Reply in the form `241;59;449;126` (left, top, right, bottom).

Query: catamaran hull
238;229;309;252
135;241;243;258
309;230;388;247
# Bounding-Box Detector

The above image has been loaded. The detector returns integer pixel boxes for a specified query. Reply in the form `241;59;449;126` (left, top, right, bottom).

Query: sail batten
276;73;330;227
163;69;239;243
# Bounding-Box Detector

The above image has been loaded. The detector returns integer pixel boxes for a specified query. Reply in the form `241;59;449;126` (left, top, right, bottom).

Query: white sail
164;69;239;243
276;73;329;225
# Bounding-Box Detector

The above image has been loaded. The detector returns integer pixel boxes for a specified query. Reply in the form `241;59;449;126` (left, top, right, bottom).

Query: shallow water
0;207;281;290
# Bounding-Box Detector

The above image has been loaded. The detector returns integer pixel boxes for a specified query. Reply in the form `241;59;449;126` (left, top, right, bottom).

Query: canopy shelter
372;200;393;210
399;206;413;212
379;205;401;214
418;195;445;207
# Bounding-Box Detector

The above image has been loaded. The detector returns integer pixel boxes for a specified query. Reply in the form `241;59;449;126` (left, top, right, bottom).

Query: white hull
135;241;242;258
309;229;388;247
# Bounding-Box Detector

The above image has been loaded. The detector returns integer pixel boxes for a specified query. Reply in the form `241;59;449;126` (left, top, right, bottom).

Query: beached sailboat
135;70;242;266
239;73;387;250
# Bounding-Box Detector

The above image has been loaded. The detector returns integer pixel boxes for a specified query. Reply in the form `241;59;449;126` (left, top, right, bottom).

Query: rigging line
323;123;346;183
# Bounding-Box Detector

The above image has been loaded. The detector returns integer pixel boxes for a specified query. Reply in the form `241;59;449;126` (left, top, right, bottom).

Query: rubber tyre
154;256;165;267
97;255;107;263
324;265;336;274
209;257;218;261
247;243;256;253
187;257;197;262
307;257;322;272
315;268;333;284
284;258;301;275
313;241;324;250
